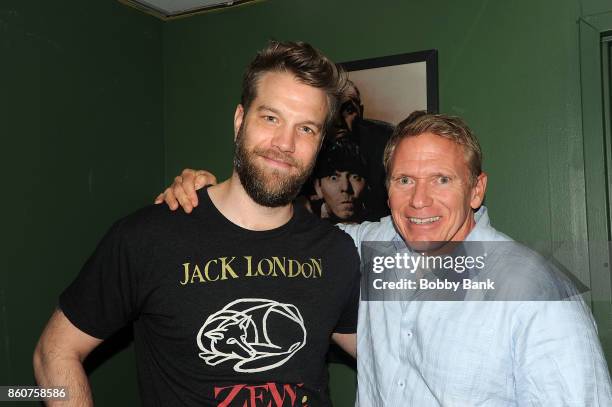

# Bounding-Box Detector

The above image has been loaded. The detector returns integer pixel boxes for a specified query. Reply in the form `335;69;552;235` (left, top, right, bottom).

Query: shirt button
398;380;405;387
407;331;413;338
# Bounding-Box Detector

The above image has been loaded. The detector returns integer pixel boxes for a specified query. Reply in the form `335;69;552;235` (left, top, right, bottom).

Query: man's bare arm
331;333;356;358
154;169;217;213
33;309;103;406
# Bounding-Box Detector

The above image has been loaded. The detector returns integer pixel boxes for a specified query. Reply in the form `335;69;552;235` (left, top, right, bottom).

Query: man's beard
233;123;316;207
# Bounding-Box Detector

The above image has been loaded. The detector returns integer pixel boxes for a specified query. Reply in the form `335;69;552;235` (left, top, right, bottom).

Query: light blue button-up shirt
341;207;612;406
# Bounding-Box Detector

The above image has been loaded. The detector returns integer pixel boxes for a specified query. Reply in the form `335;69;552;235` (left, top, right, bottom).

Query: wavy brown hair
241;40;347;138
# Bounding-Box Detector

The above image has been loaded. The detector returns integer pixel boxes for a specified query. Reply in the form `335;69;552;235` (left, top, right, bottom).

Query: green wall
1;0;163;405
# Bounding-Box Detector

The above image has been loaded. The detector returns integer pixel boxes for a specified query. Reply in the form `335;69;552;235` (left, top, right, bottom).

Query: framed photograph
341;49;439;124
304;50;439;225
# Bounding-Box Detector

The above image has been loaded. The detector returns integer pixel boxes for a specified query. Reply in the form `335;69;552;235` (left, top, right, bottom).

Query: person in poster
333;80;394;221
303;80;394;222
309;137;369;223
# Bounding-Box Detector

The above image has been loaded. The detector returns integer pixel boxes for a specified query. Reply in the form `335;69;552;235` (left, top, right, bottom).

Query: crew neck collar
194;186;300;237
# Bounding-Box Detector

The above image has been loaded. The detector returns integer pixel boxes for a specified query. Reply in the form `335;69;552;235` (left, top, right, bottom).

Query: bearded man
33;41;360;407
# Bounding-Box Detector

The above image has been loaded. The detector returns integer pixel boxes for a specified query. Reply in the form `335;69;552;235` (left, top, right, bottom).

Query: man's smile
408;216;441;225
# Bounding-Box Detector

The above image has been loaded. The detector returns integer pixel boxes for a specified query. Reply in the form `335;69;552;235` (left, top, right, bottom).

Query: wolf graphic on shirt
197;298;307;373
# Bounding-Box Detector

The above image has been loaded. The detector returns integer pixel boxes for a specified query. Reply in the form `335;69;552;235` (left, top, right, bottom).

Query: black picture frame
341;49;439;119
303;49;439;226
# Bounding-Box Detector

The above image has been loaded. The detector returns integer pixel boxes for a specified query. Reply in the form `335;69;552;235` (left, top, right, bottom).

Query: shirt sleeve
59;218;140;340
333;249;361;334
513;299;612;405
336;222;364;252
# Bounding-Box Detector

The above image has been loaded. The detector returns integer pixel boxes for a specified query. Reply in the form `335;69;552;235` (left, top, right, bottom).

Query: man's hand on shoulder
154;169;217;213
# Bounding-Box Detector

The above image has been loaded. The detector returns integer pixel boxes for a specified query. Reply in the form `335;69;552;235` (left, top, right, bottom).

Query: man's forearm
331;333;357;358
33;350;93;406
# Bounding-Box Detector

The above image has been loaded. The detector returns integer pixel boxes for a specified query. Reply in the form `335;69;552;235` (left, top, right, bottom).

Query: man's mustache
254;148;300;168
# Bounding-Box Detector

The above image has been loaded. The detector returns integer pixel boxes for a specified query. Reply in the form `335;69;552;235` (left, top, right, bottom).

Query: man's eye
398;176;411;185
437;176;451;184
264;116;278;123
329;175;338;181
351;174;363;182
340;101;357;115
299;126;314;134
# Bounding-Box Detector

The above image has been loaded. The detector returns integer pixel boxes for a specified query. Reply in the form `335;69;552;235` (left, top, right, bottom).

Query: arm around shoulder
336;217;393;254
33;309;103;406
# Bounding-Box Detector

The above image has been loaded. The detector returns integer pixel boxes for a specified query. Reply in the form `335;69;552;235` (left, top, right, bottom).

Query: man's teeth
409;216;440;224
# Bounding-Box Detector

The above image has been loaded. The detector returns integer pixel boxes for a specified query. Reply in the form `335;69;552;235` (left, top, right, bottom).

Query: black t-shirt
60;188;360;406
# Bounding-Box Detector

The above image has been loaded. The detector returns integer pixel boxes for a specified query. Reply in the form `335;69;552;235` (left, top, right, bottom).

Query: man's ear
233;104;244;141
314;179;324;199
470;172;488;209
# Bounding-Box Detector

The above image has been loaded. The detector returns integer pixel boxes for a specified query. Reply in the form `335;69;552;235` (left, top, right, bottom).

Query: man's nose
410;181;433;208
340;176;353;194
271;125;296;153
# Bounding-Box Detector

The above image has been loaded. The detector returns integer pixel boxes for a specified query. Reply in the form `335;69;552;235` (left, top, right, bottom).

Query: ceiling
120;0;259;19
